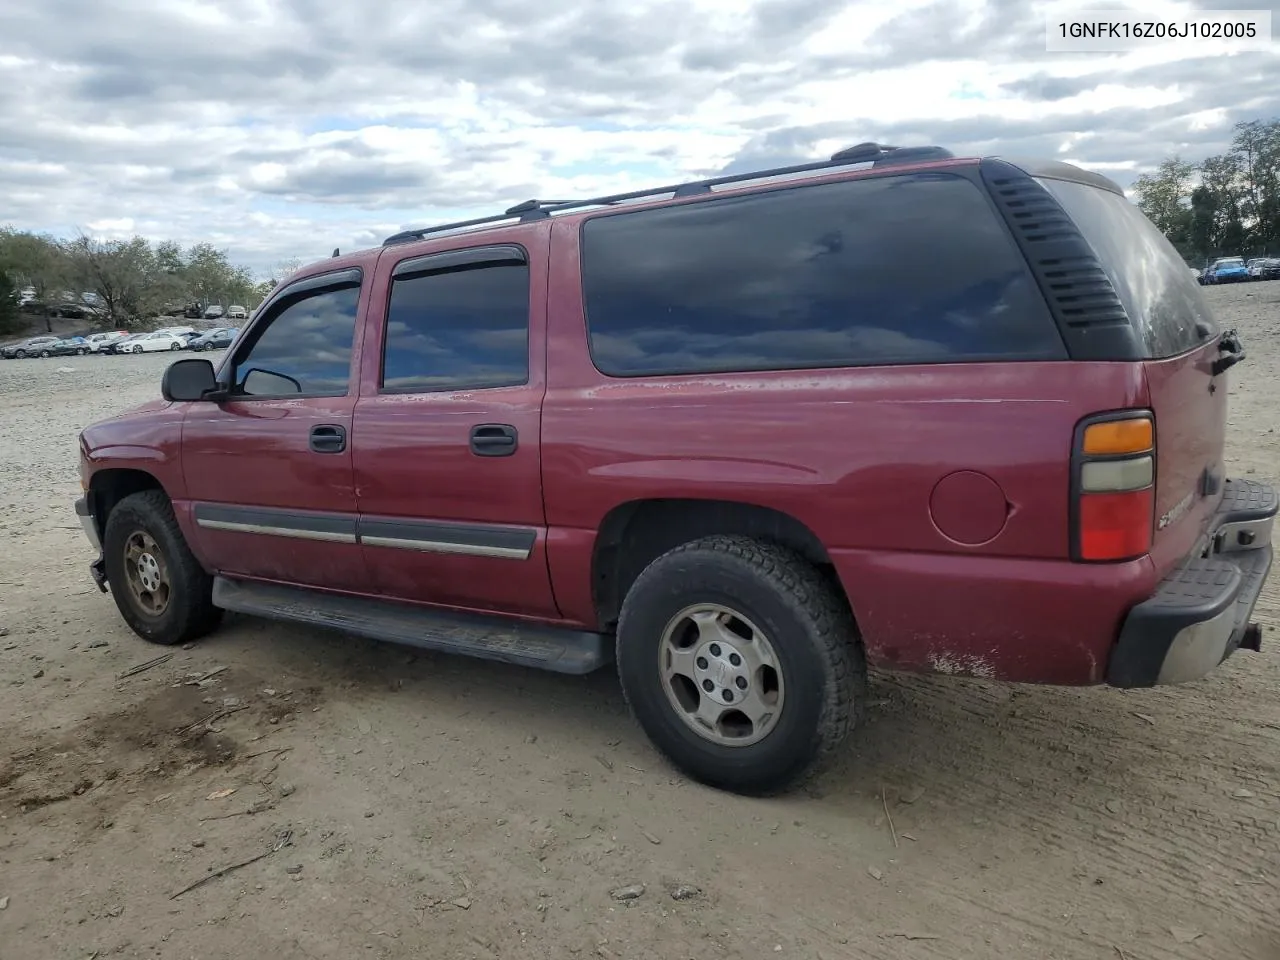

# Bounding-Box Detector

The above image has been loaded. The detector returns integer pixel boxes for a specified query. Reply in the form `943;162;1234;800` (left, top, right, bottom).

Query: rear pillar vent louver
979;159;1143;362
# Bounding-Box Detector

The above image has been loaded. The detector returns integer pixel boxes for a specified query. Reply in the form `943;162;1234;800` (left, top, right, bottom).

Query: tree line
1132;118;1280;266
0;228;289;336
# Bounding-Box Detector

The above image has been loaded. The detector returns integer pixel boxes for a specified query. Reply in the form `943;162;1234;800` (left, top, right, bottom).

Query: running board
212;577;611;675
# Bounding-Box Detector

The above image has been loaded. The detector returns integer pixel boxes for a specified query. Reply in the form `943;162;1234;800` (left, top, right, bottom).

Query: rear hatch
1038;177;1232;572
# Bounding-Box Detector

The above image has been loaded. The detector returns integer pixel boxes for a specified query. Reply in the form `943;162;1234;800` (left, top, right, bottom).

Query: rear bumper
1107;478;1276;687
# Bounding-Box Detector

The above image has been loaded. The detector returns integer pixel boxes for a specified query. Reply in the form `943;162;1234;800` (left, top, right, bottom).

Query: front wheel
14;350;26;358
133;345;143;353
615;535;865;796
102;490;222;645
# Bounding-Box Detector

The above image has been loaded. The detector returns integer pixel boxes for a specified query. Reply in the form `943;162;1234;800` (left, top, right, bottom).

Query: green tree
64;234;164;324
184;242;257;313
0;269;20;335
1133;156;1195;255
0;228;71;331
1133;116;1280;262
1231;119;1280;253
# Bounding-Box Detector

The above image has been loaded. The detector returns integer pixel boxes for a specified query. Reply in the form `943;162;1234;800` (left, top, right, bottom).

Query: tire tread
103;490;222;645
616;534;866;794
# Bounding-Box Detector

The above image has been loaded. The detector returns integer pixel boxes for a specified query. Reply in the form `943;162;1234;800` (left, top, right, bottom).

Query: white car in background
84;331;130;353
122;331;187;353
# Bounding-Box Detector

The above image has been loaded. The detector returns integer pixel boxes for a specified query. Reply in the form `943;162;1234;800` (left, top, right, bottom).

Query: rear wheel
76;348;87;355
170;342;180;350
102;490;222;645
615;535;865;796
39;350;50;358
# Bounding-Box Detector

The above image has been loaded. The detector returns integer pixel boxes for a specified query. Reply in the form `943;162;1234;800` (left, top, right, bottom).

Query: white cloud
0;0;1276;275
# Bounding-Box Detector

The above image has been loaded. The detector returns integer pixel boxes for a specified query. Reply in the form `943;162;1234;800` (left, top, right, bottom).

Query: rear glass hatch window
1036;177;1219;359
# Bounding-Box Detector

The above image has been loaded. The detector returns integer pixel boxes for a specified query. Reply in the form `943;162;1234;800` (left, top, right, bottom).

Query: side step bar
212;577;612;675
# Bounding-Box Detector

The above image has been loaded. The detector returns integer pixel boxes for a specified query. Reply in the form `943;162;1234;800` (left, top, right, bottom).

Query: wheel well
89;469;165;538
591;499;847;632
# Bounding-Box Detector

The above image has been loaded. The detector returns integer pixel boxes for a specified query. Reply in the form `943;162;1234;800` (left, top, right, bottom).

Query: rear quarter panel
542;218;1158;682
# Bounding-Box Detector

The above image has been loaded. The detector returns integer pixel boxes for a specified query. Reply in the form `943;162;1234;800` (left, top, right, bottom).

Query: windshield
1037;176;1218;359
1217;258;1245;267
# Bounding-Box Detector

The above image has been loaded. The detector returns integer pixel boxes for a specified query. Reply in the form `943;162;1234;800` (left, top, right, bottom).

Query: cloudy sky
1;0;1277;276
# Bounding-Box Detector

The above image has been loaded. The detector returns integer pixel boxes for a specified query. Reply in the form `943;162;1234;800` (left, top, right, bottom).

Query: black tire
615;535;865;796
14;349;26;358
170;342;180;350
77;348;87;356
39;350;50;358
103;490;223;645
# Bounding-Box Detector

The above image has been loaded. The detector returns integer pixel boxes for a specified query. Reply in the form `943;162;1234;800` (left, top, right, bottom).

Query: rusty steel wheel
102;490;222;646
122;529;172;617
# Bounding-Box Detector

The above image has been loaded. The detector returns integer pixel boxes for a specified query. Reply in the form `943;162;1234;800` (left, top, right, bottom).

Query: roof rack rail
382;142;955;246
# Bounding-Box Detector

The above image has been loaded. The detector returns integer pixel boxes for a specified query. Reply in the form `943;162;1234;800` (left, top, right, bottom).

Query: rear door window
1036;177;1218;358
380;257;530;394
579;171;1067;378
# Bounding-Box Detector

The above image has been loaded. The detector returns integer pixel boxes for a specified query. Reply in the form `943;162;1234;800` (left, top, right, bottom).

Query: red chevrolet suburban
74;143;1276;795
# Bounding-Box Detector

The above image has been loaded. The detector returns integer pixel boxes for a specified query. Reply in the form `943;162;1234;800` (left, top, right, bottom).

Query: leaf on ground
206;788;236;800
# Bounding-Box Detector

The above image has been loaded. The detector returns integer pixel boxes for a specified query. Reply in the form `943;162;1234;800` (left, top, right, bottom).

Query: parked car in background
81;331;130;353
203;305;225;320
1248;257;1280;280
48;336;92;357
1204;257;1250;283
226;306;248;320
108;334;143;354
1;335;61;359
119;331;187;353
186;327;239;351
154;325;197;338
47;303;101;321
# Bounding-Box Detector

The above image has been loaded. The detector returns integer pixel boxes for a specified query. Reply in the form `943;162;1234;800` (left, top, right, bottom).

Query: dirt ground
2;283;1279;960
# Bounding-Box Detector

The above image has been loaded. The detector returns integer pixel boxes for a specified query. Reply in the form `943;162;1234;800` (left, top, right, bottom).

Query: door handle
310;424;347;454
469;423;518;457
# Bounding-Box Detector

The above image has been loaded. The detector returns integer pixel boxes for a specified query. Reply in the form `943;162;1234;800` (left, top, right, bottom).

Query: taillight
1072;412;1155;562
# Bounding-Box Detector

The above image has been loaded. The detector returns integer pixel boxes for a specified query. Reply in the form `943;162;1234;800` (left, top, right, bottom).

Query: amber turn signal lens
1081;418;1153;456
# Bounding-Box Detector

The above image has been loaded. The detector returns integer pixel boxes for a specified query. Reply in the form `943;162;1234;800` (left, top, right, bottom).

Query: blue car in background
1204;257;1250;284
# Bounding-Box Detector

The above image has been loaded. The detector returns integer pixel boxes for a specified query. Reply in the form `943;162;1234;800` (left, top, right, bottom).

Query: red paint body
79;157;1231;686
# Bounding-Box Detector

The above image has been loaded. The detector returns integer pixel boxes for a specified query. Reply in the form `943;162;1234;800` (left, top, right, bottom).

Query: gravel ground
1;283;1279;960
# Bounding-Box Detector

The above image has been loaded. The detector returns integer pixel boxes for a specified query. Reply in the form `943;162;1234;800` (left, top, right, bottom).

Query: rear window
1036;177;1218;358
580;171;1067;378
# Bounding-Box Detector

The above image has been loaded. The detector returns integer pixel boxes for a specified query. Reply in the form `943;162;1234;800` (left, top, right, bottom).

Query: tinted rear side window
1037;177;1218;358
579;171;1066;377
380;262;529;393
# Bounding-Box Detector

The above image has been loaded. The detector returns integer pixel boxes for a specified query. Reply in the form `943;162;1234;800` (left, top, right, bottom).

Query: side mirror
162;357;219;402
